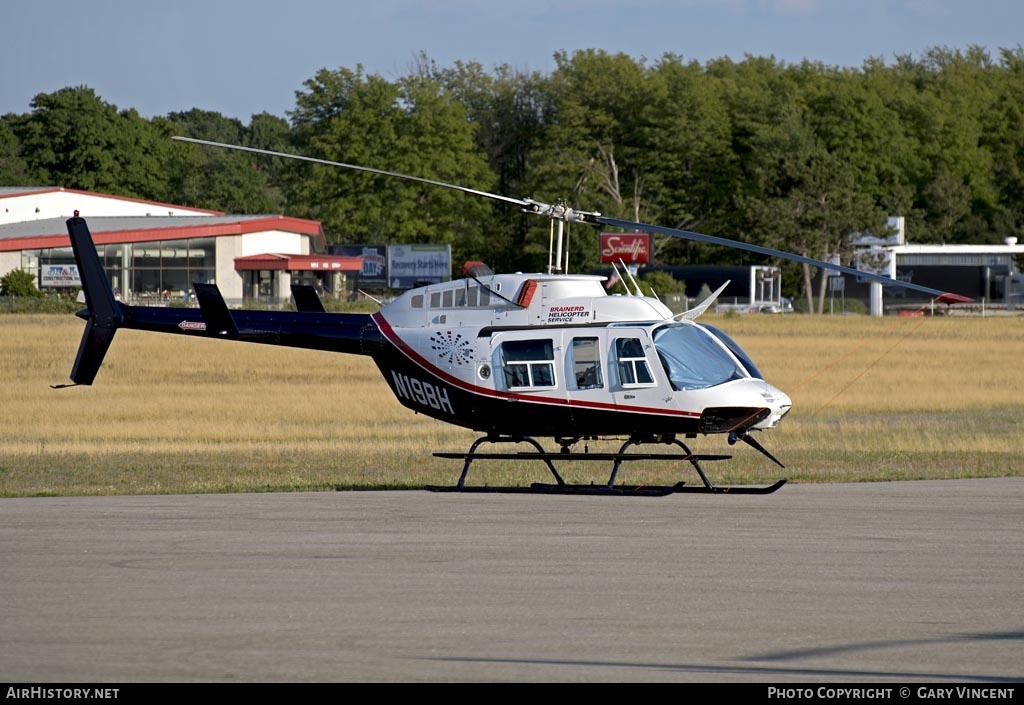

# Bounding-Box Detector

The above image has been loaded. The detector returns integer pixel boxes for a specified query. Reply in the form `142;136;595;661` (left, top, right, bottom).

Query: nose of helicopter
695;379;793;434
756;382;792;429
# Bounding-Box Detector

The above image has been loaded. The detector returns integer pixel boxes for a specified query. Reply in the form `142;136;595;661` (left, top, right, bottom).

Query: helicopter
57;137;972;496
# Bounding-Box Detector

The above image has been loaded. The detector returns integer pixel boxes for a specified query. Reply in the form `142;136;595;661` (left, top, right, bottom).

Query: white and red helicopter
59;137;970;496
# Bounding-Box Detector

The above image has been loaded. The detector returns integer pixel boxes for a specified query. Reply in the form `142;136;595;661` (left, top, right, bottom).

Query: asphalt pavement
2;478;1022;683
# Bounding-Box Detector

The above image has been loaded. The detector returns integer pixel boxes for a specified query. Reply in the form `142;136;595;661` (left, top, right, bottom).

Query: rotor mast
523;198;599;275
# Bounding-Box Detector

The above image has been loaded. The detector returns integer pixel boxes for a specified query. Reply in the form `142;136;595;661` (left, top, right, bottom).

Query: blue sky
2;0;1022;121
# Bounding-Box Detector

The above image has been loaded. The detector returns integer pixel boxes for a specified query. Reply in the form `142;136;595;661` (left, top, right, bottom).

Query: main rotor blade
596;215;953;299
172;136;530;209
175;136;967;301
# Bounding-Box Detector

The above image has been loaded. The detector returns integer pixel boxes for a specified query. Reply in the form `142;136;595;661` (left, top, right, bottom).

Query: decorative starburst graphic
430;331;474;366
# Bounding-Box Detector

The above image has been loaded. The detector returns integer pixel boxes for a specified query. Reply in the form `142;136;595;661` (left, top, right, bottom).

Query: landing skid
428;435;786;496
667;479;787;495
425;482;689;497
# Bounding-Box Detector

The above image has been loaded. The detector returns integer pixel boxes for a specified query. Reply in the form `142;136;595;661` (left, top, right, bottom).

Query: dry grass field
1;312;1021;496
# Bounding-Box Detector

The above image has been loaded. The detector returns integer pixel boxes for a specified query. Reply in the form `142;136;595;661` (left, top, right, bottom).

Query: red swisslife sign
600;233;651;264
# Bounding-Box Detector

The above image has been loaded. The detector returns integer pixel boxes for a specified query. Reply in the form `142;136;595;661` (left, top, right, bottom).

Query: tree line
2;46;1022;310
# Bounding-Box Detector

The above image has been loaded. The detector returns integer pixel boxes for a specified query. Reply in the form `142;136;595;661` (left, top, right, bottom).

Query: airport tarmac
2;478;1022;683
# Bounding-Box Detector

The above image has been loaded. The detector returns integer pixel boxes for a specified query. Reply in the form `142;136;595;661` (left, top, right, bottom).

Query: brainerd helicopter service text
55;137;972;497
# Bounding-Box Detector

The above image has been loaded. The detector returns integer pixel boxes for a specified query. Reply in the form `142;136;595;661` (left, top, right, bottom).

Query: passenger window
615;337;654;386
570;337;603;390
430;292;441;308
467;286;479;306
442;290;453;307
500;339;556;389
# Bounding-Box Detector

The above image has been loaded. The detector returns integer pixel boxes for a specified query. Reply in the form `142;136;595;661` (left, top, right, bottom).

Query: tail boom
61;216;384;386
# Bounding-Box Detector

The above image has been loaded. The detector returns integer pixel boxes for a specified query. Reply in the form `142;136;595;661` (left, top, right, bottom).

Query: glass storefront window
30;237;218;303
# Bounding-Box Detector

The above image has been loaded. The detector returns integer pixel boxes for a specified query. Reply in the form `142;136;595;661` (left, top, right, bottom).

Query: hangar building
0;187;360;304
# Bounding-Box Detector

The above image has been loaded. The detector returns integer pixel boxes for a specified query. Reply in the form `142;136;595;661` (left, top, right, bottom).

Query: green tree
526;50;661;273
162;109;279;213
1;269;42;297
286;65;495;268
642;55;738;264
807;61;921;216
116;108;174;202
738;97;884;313
983;48;1024;241
427;58;553;272
15;87;170;200
9;45;1022;286
639;269;686;297
0;116;33;185
245;111;292;207
883;48;998;244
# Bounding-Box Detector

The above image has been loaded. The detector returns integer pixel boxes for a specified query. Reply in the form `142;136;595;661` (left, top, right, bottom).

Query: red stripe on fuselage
371;312;701;419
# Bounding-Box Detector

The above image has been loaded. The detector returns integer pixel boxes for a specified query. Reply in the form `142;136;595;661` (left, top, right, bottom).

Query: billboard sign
334;245;388;288
41;264;81;288
600;233;651;264
855;247;894;281
388;244;451;289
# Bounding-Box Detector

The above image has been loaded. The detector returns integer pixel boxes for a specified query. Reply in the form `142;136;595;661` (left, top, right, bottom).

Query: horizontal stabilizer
291;284;327;313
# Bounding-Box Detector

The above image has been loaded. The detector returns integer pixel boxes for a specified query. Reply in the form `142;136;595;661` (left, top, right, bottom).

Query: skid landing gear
427;434;786;496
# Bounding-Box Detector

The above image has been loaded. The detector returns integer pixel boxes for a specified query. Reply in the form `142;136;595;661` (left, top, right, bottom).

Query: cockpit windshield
653;323;749;391
701;324;763;379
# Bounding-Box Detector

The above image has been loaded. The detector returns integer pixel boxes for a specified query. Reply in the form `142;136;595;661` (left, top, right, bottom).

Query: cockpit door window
615;337;655;387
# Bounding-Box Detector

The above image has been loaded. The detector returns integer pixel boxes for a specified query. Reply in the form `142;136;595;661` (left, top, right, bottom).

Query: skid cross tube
452;435;566;488
606;436;714;489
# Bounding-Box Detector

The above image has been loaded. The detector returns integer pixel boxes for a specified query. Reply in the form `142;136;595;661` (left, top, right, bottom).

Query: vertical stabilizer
64;216;125;385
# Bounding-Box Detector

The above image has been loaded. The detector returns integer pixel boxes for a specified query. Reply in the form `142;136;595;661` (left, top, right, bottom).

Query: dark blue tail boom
61;216;384;386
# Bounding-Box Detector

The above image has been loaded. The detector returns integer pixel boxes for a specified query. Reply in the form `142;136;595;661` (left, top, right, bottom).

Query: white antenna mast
608;260;624;293
620;258;643;296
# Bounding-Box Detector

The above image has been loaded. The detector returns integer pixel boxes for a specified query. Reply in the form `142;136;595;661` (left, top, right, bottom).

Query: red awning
234;253;363;272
